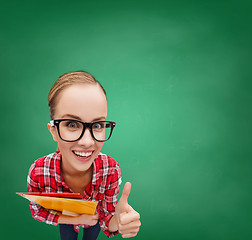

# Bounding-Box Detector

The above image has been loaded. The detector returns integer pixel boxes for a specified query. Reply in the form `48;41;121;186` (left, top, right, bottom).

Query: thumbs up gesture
115;182;141;238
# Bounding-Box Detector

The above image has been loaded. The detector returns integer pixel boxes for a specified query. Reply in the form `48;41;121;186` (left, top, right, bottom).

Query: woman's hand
114;182;141;238
58;212;99;226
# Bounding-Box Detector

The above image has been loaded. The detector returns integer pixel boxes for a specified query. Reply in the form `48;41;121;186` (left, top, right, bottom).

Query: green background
1;0;252;239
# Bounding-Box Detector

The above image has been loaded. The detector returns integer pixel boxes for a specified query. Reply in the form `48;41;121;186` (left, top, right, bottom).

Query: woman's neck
61;162;93;194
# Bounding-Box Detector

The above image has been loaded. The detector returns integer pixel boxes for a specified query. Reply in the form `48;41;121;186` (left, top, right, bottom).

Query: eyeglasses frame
49;119;116;142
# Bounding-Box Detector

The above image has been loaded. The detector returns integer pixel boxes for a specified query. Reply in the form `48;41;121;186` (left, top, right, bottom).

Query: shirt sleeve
99;163;122;238
27;162;60;226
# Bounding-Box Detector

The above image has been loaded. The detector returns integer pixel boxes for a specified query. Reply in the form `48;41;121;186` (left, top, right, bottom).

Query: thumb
118;182;131;206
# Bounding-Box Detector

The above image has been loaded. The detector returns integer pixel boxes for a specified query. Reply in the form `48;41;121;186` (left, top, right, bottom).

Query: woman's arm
58;213;99;226
108;214;118;232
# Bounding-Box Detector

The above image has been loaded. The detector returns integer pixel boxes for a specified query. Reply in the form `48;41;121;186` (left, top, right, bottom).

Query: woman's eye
93;123;104;129
67;122;78;128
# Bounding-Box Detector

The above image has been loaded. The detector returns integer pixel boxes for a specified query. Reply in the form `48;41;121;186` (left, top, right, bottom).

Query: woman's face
48;84;107;174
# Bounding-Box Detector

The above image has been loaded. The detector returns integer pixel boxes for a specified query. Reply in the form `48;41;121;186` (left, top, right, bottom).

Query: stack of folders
16;192;98;216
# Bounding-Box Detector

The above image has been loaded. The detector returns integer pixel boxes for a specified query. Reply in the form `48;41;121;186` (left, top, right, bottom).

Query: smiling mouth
73;151;93;158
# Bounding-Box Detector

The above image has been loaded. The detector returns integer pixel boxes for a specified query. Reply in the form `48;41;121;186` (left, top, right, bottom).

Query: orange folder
17;192;98;216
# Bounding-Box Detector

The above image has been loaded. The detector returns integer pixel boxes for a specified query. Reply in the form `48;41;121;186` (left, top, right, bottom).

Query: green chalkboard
1;0;252;239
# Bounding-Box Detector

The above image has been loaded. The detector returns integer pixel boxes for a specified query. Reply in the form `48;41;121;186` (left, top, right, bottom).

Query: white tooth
74;151;92;157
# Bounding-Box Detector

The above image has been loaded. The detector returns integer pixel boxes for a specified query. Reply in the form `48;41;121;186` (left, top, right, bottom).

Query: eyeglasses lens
92;122;112;141
59;120;83;141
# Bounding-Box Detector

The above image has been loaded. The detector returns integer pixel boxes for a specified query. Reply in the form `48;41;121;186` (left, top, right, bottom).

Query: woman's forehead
54;84;107;121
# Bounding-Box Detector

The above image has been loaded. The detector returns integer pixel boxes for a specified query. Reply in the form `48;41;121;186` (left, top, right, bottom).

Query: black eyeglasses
50;119;116;142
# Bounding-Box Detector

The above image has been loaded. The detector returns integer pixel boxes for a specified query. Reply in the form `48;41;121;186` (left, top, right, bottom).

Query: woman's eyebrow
92;117;106;121
61;114;106;122
61;114;82;120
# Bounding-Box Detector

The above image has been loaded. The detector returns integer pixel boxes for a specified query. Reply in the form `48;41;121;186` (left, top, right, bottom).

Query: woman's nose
78;128;95;147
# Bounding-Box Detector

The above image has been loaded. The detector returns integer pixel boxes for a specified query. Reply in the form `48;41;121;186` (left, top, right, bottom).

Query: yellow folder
17;192;98;216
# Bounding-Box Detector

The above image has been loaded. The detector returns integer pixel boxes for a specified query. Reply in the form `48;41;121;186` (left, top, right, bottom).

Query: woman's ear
47;123;58;142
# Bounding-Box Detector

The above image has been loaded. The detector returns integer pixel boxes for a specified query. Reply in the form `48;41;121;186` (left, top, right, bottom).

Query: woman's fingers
118;205;141;236
119;219;141;235
119;208;140;225
77;213;99;226
121;232;138;238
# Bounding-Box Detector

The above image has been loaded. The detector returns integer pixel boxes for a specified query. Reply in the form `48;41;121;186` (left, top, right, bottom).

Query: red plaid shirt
27;151;122;238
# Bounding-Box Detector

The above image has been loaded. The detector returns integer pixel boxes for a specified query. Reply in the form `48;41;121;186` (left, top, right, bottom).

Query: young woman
27;71;141;240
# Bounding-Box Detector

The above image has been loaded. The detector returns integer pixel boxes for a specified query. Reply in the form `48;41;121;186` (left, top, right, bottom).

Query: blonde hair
48;71;106;119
